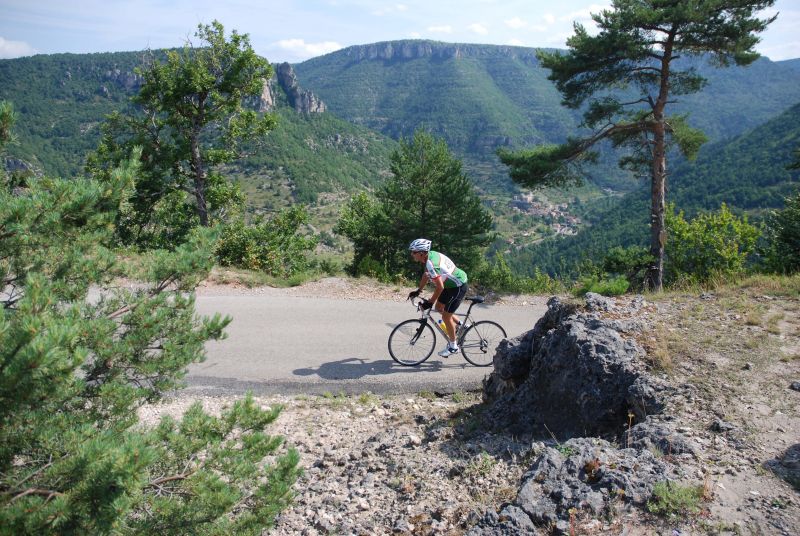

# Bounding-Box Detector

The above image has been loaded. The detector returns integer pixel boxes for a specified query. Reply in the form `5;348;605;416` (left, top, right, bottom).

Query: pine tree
337;130;493;278
1;109;299;533
498;0;776;290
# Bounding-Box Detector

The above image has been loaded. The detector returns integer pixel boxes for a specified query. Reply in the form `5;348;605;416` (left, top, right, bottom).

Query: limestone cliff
259;63;326;114
339;40;539;65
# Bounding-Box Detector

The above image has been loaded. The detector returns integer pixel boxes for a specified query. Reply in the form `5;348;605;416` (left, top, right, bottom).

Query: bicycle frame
390;295;503;367
412;297;481;343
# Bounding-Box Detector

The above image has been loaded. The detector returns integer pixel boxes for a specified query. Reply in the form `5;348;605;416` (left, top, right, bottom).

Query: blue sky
1;0;798;63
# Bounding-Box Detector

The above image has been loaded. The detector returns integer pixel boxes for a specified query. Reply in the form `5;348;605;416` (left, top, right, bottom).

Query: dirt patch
196;274;548;307
645;287;800;534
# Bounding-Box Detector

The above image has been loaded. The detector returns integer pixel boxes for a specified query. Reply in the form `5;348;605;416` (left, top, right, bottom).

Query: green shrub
666;203;759;284
0;155;299;534
318;258;341;276
475;254;563;294
354;255;391;282
762;190;800;274
647;481;703;518
572;274;630;296
602;245;655;291
216;206;317;277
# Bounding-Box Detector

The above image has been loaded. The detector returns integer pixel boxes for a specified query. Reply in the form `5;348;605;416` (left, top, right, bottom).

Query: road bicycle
388;296;507;367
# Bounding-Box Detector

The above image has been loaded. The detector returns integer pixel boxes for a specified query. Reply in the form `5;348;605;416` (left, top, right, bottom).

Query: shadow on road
293;357;472;380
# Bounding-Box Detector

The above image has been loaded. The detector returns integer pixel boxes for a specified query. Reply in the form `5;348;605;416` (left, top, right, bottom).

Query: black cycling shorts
438;284;468;313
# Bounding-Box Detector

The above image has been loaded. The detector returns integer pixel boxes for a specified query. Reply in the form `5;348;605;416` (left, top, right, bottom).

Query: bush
762;190;800;274
602;245;654;291
216;206;317;277
647;480;704;518
572;274;630;296
0;158;299;534
474;254;563;294
666;203;759;284
353;255;391;282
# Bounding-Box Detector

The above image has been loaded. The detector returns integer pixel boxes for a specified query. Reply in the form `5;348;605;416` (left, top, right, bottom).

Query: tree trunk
189;127;209;227
646;124;667;292
645;28;676;292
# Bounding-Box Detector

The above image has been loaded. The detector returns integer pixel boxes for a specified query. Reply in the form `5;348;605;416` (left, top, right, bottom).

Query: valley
1;40;799;275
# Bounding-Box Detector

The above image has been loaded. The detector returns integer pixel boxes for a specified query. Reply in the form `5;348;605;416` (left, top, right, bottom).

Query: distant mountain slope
778;58;800;72
505;101;800;277
0;51;396;209
0;51;144;178
295;41;575;154
296;40;800;162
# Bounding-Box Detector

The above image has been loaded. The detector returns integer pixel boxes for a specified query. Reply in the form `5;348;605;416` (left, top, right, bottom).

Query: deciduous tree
89;21;276;245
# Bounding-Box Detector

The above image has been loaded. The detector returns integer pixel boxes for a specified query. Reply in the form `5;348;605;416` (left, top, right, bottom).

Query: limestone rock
276;62;326;113
483;295;667;439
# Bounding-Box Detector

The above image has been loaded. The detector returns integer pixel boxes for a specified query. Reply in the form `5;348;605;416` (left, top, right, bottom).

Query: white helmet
408;238;432;252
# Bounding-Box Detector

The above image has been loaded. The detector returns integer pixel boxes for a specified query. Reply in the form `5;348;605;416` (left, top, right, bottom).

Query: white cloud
467;23;488;35
507;38;525;46
276;39;342;57
409;31;422;38
0;36;37;59
505;17;527;29
559;3;610;22
428;25;453;34
543;14;556;25
372;4;409;16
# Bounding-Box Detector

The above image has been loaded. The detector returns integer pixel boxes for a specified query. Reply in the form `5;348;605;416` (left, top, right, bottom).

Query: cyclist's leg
439;285;467;345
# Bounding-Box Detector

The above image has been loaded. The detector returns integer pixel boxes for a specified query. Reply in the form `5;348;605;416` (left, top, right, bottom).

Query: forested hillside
505;101;800;277
2;43;799;276
295;40;800;184
0;51;397;210
779;58;800;72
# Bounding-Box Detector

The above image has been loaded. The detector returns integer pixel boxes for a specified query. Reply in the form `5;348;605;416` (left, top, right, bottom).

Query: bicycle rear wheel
460;320;507;367
388;319;436;366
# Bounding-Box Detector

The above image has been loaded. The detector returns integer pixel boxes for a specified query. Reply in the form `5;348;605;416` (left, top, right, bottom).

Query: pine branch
8;487;63;502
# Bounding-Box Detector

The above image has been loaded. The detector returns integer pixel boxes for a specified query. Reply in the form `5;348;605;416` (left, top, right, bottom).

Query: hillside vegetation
507;101;800;277
0;51;397;210
295;40;800;192
2;42;799;277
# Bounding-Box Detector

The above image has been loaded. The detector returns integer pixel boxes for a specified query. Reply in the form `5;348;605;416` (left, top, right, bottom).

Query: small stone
393;519;414;533
789;381;800;392
407;434;422;446
710;419;736;433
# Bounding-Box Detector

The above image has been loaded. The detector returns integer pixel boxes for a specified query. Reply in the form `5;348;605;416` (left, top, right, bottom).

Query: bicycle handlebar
408;296;432;311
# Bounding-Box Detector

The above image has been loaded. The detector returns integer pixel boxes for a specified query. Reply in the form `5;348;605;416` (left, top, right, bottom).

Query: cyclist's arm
416;272;430;293
428;275;445;304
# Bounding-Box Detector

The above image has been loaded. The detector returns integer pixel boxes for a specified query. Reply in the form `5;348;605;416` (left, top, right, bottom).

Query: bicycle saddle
466;296;484;304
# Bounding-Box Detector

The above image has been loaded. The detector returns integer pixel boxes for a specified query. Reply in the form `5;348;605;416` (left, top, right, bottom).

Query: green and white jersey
425;251;468;288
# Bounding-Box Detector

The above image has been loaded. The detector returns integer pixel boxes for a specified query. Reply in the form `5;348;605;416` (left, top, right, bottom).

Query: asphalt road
186;294;548;396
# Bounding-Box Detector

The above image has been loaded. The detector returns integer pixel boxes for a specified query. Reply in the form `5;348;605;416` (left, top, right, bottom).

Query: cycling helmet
408;238;432;252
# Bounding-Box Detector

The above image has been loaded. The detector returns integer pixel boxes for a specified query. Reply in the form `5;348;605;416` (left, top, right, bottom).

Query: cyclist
406;238;468;357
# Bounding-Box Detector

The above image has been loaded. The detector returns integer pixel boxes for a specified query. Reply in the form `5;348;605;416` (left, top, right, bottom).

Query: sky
1;0;798;63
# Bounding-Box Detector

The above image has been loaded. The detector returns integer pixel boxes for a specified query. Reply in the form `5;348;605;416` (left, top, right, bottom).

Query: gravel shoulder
196;274;548;308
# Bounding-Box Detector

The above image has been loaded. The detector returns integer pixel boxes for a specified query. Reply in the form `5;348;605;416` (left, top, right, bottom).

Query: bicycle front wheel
388;319;436;366
460;320;507;367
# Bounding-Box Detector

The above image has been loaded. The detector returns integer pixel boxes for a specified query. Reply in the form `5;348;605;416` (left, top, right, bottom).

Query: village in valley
504;191;582;249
